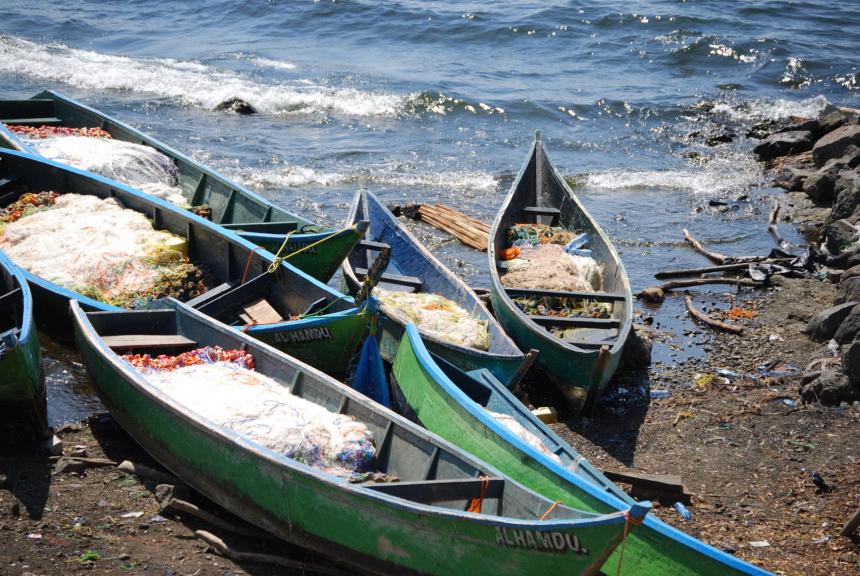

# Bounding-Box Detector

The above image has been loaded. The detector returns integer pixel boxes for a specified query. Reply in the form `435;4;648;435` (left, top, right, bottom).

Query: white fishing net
501;244;603;292
31;136;188;207
0;194;189;305
147;361;375;476
376;288;489;350
489;411;562;465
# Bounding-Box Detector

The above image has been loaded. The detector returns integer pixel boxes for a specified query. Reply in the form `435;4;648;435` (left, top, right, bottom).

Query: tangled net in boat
123;351;376;476
512;295;611;319
376;288;489;350
0;193;207;308
29;135;187;207
501;244;603;293
7;125;112;139
0;191;58;227
507;223;576;247
489;411;562;465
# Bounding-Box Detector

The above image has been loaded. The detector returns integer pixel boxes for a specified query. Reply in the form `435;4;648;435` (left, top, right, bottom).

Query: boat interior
82;304;593;522
0;261;23;343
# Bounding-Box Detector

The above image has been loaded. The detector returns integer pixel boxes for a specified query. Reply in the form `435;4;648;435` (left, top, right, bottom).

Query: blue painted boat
0;148;368;378
0;90;365;283
0;249;47;437
391;324;773;576
341;188;534;389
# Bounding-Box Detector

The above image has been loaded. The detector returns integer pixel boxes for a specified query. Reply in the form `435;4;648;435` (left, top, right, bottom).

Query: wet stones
824;219;859;254
774;166;813;191
812;124;860;167
214;97;257;115
805;301;858;341
754;130;814;161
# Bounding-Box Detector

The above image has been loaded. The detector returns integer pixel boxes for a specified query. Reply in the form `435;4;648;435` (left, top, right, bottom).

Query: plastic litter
781;399;797;407
650;389;672;399
827;339;840;357
749;541;771;548
121;511;144;518
376;288;488;350
673;501;692;520
715;368;740;381
756;362;802;378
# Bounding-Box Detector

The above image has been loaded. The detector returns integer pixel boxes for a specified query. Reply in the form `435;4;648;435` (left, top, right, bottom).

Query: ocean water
0;1;857;421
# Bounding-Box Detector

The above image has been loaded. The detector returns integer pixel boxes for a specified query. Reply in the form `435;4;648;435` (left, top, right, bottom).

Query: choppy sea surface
1;1;857;422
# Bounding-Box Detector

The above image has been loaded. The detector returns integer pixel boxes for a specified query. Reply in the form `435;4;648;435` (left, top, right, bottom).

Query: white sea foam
0;36;406;118
710;96;829;123
248;56;298;71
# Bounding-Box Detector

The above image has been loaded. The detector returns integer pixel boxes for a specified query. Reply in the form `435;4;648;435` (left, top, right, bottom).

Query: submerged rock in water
214;97;258;115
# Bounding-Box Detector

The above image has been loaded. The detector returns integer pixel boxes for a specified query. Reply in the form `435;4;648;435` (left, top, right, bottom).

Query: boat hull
392;325;771;576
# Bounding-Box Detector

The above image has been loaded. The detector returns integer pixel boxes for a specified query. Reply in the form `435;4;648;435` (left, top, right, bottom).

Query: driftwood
401;203;490;250
683;228;771;265
685;295;743;334
165;497;278;542
654;260;792;280
841;507;860;537
638;277;762;298
195;530;351;576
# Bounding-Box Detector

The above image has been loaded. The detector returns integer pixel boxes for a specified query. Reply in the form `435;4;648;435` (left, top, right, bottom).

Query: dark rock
619;328;652;371
777;118;820;136
706;132;735;146
819;110;849;136
802;164;841;202
826;170;860;226
834;304;860;344
754;130;814;161
773;166;812;191
844;339;860;386
747;121;775;140
841;264;860;283
825;219;858;254
828;245;860;270
214;97;257;115
53;457;86;475
799;367;855;405
835;276;860;304
812;124;860;167
805;301;858;341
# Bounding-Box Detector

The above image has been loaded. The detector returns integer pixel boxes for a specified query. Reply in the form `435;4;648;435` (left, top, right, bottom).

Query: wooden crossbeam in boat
364;478;504;503
354;267;422;291
101;334;197;353
185;282;236;309
223;221;299;234
1;117;63;126
358;239;390;252
0;287;22;310
505;287;626;302
522;206;560;225
530;316;620;329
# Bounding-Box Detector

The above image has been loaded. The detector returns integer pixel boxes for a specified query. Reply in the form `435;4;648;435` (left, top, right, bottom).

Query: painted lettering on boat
288;239;317;254
274;327;333;343
494;527;588;555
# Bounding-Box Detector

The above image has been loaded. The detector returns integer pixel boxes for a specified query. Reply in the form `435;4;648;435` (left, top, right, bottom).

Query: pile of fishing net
489;411;562;465
376;288;488;350
0;193;206;308
512;295;611;319
122;346;376;477
501;244;603;292
506;223;577;248
22;131;187;207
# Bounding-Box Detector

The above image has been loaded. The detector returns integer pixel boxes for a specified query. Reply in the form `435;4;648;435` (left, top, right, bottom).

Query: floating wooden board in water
0;149;367;379
342;188;534;389
0;249;46;437
0;90;365;282
71;298;650;576
487;132;633;411
391;324;772;576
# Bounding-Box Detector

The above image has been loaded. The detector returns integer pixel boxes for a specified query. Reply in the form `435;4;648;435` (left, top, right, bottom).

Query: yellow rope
266;224;361;274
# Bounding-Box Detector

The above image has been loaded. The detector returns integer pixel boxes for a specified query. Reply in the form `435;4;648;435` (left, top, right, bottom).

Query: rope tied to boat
538;500;562;521
614;508;645;576
241;246;265;284
267;230;297;274
466;475;490;514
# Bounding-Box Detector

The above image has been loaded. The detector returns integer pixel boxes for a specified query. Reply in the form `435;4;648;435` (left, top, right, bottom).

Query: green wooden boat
342;188;535;388
0;249;47;437
71;298;650;576
0;148;367;379
488;132;633;411
391;324;772;576
0;90;364;282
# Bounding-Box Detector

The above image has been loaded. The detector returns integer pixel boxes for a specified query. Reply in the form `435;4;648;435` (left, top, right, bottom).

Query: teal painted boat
488;132;633;410
342;188;535;388
391;324;772;576
0;249;47;437
71;298;650;576
0;148;367;379
0;90;364;283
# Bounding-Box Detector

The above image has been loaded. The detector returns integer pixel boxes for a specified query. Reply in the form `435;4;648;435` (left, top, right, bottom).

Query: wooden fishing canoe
487;132;633;410
0;90;364;282
0;148;367;379
342;188;534;388
71;298;650;576
391;324;772;576
0;249;47;437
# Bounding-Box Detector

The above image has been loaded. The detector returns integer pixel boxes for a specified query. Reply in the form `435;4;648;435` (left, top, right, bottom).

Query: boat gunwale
70;298;638;531
343;188;525;362
398;323;771;576
0;249;36;348
486;138;633;356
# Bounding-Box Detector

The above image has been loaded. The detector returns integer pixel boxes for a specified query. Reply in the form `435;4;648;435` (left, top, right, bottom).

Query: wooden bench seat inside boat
0;117;63;126
222;221;299;234
364;477;504;504
101;334;198;353
239;298;284;325
505;287;626;302
522;206;560;224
